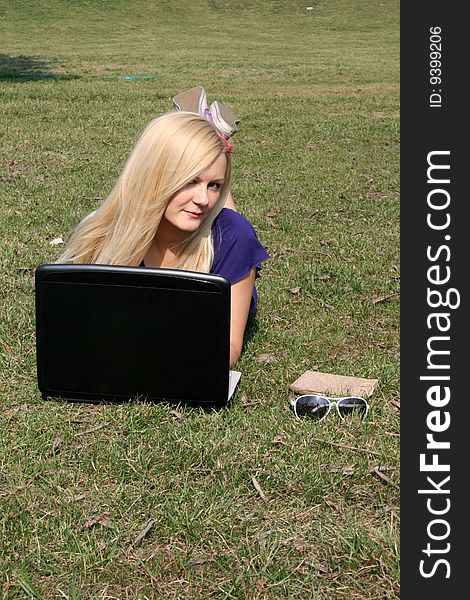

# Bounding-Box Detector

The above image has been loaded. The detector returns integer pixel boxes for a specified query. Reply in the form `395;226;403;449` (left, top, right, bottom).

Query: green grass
1;1;399;597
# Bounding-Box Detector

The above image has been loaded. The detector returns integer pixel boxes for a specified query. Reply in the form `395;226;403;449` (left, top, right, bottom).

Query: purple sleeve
210;209;269;313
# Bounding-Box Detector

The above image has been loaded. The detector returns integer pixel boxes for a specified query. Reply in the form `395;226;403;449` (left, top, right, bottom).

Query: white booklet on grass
228;370;242;400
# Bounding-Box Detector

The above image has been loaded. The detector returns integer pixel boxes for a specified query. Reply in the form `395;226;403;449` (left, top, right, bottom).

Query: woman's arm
229;267;256;367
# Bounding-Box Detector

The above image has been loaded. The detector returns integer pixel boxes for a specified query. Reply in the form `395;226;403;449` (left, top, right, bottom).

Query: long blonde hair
58;111;232;272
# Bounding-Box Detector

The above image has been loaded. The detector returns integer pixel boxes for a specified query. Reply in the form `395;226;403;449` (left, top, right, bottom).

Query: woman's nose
193;184;209;205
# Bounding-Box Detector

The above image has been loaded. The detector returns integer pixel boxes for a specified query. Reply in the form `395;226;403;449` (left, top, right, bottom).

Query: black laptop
35;264;240;408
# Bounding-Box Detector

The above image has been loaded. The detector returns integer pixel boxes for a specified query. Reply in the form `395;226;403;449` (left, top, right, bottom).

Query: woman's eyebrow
191;175;225;184
195;177;225;183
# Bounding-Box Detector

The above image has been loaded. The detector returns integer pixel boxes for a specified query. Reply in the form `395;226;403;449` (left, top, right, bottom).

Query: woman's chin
178;215;204;231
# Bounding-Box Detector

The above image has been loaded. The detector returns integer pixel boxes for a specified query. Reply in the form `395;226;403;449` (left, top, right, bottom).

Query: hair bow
172;86;240;141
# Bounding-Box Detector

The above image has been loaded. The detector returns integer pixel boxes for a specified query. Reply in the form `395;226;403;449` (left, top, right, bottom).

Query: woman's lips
184;210;203;218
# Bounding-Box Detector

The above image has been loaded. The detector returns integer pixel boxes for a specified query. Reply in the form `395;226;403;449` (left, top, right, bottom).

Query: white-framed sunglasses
289;394;369;422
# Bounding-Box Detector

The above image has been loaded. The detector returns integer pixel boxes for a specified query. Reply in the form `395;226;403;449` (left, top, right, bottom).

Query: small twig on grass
271;435;288;446
187;556;215;567
294;558;328;574
129;519;155;550
68;493;87;503
75;423;108;436
371;466;397;473
329;465;398;478
372;466;399;487
311;436;381;456
84;513;114;529
327;464;399;489
371;293;400;304
240;393;263;408
241;400;263;408
251;476;268;502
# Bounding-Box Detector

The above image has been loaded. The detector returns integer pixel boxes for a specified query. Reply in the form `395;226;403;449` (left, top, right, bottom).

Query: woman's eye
209;182;222;191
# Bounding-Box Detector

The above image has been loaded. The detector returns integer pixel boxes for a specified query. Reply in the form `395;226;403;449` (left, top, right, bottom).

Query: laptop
35;264;241;408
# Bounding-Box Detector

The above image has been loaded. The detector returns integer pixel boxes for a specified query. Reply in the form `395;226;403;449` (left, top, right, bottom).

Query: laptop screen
35;264;231;407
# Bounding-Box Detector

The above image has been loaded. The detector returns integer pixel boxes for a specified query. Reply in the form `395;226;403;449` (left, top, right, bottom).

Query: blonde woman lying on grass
58;109;269;366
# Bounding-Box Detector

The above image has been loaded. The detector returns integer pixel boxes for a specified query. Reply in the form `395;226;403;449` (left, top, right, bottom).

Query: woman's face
160;153;227;239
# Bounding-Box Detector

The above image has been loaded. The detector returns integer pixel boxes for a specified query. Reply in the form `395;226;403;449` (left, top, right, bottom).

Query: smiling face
158;152;227;242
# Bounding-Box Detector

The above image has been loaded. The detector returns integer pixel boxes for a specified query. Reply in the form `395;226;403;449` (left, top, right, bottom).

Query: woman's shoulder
211;207;269;270
212;208;258;238
210;207;269;302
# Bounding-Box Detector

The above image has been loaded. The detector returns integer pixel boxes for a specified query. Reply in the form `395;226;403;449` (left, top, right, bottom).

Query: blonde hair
58;111;232;272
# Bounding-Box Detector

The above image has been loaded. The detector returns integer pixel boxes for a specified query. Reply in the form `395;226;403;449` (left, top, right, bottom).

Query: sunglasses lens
295;395;330;420
337;397;368;419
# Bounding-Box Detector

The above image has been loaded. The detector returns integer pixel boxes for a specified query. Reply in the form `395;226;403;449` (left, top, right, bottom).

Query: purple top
211;209;269;313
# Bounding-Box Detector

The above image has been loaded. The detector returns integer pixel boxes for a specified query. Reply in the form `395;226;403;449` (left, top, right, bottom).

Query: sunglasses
289;395;369;421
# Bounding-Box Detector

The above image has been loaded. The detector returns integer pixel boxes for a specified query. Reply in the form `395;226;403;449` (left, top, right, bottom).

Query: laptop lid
35;264;231;408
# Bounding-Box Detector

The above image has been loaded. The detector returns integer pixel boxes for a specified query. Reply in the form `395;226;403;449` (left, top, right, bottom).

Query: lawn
0;1;400;598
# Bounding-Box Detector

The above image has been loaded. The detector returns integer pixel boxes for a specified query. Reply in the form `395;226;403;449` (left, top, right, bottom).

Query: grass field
0;1;400;598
